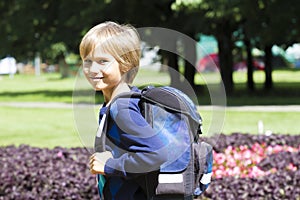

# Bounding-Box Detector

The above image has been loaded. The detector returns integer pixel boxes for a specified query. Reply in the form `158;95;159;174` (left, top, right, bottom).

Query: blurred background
0;0;300;146
1;0;299;147
1;1;300;199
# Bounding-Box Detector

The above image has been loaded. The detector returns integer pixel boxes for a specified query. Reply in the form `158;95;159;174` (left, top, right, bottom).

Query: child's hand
89;151;113;175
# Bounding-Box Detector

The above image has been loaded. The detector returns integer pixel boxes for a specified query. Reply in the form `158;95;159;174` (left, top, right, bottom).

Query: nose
89;62;100;74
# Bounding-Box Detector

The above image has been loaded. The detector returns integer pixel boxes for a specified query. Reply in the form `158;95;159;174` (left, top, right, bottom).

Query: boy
79;21;168;200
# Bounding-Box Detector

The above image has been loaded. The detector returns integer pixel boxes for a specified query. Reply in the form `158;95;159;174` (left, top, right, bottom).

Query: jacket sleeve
104;98;168;178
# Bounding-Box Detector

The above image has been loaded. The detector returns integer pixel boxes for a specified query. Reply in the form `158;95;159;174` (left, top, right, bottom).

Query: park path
1;102;300;112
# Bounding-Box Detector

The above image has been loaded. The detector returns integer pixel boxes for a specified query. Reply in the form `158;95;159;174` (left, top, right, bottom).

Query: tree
241;0;300;90
103;0;187;87
172;0;244;94
244;37;255;90
237;0;262;91
0;0;109;78
0;1;43;59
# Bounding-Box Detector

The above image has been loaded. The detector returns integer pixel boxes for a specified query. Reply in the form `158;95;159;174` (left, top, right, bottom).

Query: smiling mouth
90;76;103;80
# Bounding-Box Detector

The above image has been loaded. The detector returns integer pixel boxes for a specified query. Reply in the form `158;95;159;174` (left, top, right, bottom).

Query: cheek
83;67;90;77
103;73;122;85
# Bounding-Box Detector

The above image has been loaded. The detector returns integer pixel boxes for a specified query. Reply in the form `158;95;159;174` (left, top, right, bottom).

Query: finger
90;168;105;175
90;168;97;175
90;159;101;170
89;154;99;164
89;157;95;165
90;164;99;174
89;159;97;168
89;154;96;161
89;161;93;168
90;161;105;174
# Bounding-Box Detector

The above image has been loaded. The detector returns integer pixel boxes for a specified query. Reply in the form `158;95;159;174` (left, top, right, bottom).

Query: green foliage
171;0;203;10
65;53;80;65
1;0;300;91
46;42;67;62
0;0;108;61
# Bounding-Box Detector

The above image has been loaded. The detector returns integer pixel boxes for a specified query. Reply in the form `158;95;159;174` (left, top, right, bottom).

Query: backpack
95;86;213;199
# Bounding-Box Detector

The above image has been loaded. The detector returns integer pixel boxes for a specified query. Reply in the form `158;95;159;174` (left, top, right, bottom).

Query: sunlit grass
201;109;300;136
0;68;299;147
0;68;299;105
0;106;82;148
1;106;299;148
0;69;170;103
195;68;300;85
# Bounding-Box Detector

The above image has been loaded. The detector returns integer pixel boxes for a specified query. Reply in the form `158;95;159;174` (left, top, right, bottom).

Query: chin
94;84;106;91
93;86;103;91
94;88;103;91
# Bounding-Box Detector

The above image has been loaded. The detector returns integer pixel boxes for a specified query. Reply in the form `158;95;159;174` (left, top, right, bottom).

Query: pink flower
285;146;297;153
224;146;233;155
243;159;252;167
233;152;242;160
251;143;265;156
57;151;64;158
226;169;234;176
243;149;252;159
270;168;277;173
248;166;266;177
239;145;248;152
215;169;224;179
233;166;241;176
212;143;298;179
226;156;236;168
214;153;226;164
273;145;283;153
287;163;297;171
266;146;273;154
252;154;263;164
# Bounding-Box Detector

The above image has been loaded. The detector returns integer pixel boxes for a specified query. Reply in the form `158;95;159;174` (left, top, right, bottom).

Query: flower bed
0;133;300;199
200;133;300;200
213;143;299;178
0;145;98;200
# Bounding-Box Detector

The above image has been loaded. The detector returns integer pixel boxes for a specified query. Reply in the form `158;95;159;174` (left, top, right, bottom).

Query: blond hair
79;21;141;84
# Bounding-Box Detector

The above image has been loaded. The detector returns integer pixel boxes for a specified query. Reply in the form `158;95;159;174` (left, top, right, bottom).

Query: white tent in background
0;56;17;75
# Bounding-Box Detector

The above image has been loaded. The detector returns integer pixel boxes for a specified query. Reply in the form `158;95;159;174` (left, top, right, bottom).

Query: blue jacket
98;87;168;200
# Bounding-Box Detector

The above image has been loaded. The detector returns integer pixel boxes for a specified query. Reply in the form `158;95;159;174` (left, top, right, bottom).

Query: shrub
0;145;98;200
1;133;300;199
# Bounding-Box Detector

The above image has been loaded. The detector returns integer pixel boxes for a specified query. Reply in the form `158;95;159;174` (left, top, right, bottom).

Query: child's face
82;48;122;92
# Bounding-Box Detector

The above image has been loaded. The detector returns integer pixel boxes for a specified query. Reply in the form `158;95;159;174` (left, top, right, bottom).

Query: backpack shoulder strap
94;91;142;153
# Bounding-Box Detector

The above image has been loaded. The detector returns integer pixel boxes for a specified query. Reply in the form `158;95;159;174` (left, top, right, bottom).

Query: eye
83;59;92;66
97;59;108;65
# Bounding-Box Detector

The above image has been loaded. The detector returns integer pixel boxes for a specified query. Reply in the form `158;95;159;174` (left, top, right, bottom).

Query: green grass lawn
0;69;170;103
0;106;299;148
201;109;300;136
195;68;300;105
1;68;299;105
0;68;299;147
0;73;73;102
0;106;82;148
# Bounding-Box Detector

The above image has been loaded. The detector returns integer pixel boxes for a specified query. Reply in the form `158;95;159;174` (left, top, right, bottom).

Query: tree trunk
165;51;180;87
244;39;255;91
217;32;234;94
264;45;273;90
183;40;196;88
59;56;69;79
